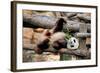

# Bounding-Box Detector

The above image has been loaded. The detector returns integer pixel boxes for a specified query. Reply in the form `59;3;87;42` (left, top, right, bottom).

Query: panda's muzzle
71;45;74;47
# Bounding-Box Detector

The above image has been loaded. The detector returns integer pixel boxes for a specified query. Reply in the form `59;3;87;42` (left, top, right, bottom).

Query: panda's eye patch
73;39;76;43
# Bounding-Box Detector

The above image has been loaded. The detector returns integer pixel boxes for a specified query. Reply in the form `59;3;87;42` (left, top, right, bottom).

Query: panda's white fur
67;37;79;49
50;32;66;44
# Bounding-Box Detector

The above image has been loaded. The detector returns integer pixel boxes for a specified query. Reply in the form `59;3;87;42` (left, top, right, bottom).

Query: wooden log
59;49;90;58
78;23;90;59
86;37;91;49
23;49;35;62
32;11;56;17
32;53;60;62
77;14;91;23
23;43;36;50
23;38;32;44
23;10;33;15
75;33;91;38
55;12;62;18
34;28;44;33
79;23;87;50
23;14;56;28
23;14;91;32
23;28;34;39
86;37;91;45
65;13;77;18
23;43;90;58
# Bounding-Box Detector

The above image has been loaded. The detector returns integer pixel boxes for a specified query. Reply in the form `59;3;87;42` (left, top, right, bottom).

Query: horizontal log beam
23;14;91;32
58;48;90;58
75;33;91;38
23;43;90;58
77;14;91;23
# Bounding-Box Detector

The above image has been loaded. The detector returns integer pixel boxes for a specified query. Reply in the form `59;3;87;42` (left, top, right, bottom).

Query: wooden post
79;23;87;50
78;23;87;59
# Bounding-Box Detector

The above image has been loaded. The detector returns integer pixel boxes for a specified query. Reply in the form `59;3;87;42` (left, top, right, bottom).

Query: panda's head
67;37;79;49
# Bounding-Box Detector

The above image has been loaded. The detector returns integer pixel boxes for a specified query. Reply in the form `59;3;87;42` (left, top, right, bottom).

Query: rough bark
23;14;91;32
77;14;91;23
75;33;91;38
23;43;90;58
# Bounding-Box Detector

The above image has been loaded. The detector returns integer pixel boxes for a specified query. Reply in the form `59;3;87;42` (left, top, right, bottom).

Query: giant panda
34;18;67;54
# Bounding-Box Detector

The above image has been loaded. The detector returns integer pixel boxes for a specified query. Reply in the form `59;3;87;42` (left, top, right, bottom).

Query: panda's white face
67;37;79;49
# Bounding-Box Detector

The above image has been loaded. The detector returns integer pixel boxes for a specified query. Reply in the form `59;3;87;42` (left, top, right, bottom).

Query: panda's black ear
43;29;51;37
52;18;67;33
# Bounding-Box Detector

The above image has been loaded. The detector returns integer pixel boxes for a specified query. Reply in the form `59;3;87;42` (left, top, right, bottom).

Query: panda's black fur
35;18;67;54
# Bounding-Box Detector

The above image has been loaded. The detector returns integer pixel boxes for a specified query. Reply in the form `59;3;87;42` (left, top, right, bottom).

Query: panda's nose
71;45;74;47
